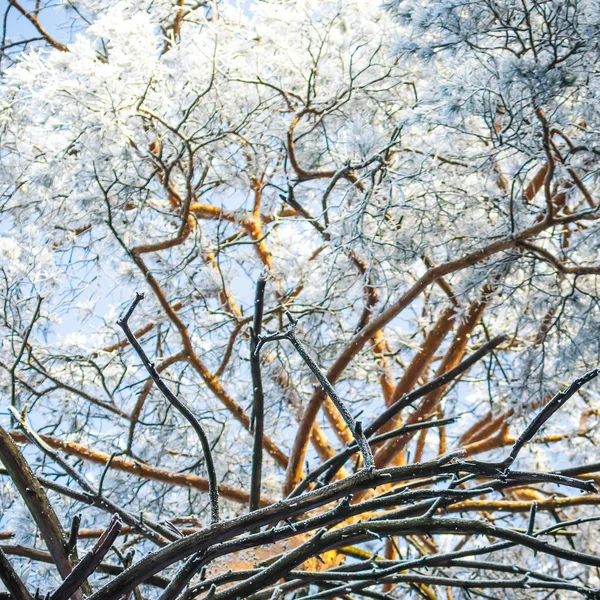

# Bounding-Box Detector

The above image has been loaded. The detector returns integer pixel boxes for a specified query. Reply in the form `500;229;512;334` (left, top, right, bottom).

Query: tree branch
250;276;267;513
49;514;122;600
118;292;220;524
0;422;81;598
0;547;33;600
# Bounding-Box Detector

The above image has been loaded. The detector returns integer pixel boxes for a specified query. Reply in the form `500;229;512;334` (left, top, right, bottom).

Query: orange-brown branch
8;0;69;52
285;207;590;492
130;253;288;468
374;294;489;469
9;431;271;506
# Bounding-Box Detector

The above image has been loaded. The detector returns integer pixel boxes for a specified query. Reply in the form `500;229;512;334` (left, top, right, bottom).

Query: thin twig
118;293;220;523
366;335;507;437
506;368;600;466
9;406;173;545
298;336;507;489
465;367;600;471
259;312;375;470
290;417;457;497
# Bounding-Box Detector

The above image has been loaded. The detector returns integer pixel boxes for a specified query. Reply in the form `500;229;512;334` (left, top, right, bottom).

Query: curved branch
284;208;598;492
8;430;266;506
7;0;68;52
118;293;220;524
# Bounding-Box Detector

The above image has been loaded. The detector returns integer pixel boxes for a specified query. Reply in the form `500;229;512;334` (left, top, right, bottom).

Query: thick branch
0;423;80;597
49;514;122;600
0;548;33;600
285;207;596;492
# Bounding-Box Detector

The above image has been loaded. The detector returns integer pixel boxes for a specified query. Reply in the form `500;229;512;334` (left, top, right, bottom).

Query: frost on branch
1;0;600;598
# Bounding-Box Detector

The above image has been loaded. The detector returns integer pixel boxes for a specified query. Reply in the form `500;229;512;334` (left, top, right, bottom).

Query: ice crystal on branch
1;0;600;598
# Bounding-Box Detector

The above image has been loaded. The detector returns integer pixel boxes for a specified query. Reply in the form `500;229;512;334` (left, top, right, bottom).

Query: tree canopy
1;1;600;598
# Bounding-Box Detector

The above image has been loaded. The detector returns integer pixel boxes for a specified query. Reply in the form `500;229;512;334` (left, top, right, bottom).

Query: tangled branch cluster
2;0;600;598
2;308;600;598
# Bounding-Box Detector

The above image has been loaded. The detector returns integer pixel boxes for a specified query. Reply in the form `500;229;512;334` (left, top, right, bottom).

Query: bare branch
0;422;81;598
250;275;267;513
49;514;122;600
7;0;68;51
0;547;33;600
118;292;220;524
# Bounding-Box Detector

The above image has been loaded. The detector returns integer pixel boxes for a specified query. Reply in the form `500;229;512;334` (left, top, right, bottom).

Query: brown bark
0;425;81;597
8;431;272;507
285;206;588;492
374;295;489;469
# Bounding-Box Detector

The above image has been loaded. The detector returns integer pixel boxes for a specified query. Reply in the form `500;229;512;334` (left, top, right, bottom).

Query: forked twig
257;312;375;470
465;367;600;472
50;514;122;600
291;335;507;493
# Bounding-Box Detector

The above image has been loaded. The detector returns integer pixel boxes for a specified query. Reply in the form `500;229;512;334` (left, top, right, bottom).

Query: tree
1;0;600;597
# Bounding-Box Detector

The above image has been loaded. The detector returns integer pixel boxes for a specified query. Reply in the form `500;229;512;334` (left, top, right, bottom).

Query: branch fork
257;311;375;471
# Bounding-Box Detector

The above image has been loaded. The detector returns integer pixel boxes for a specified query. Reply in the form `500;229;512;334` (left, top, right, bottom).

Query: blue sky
1;0;255;48
1;0;72;45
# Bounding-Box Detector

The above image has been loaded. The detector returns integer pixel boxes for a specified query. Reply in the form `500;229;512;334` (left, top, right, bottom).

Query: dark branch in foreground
4;307;600;600
257;311;375;470
0;547;32;600
291;334;507;495
49;514;122;600
250;275;267;513
118;292;220;524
